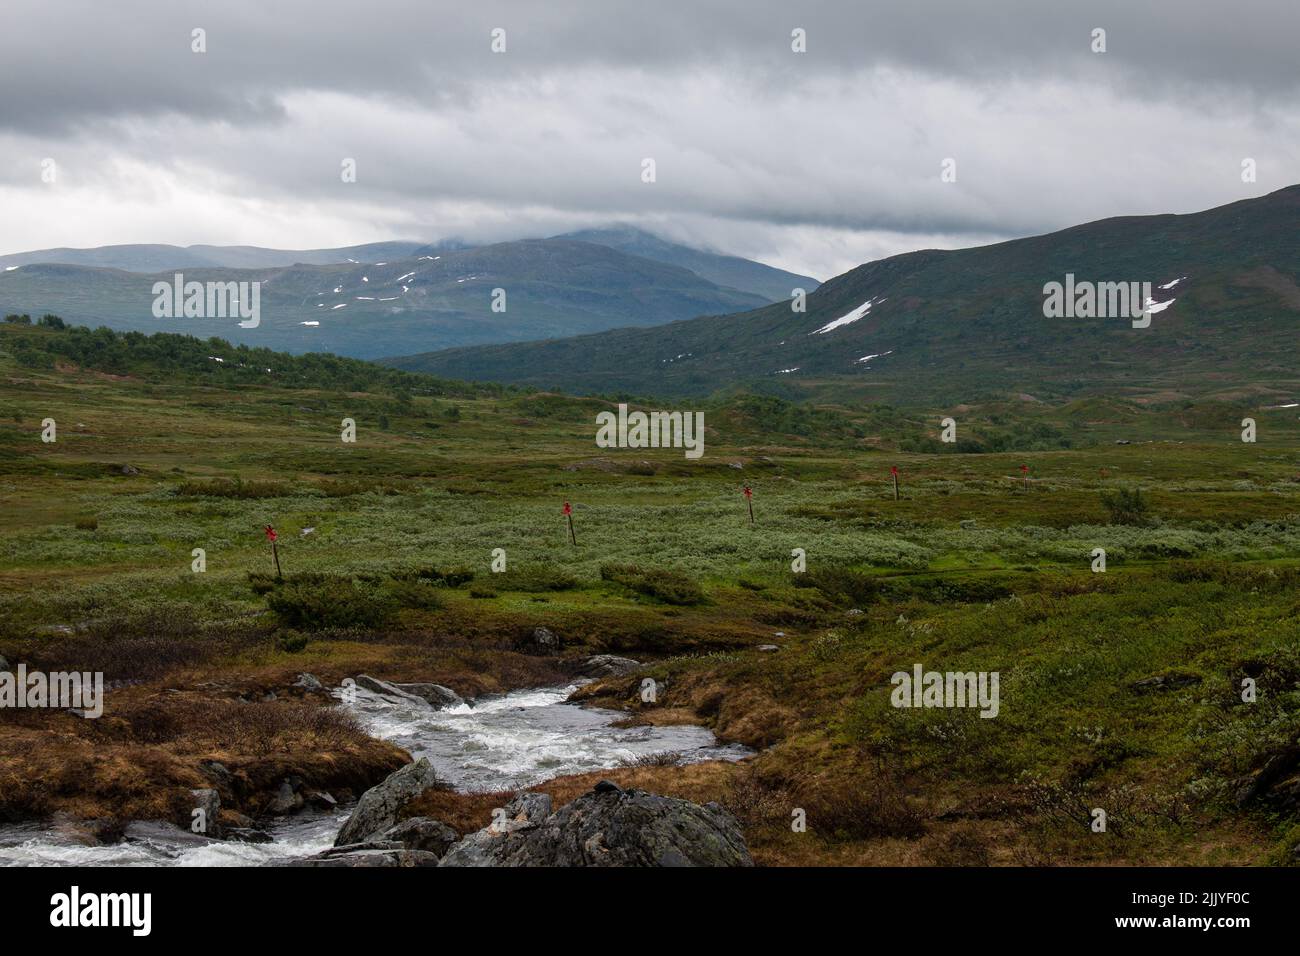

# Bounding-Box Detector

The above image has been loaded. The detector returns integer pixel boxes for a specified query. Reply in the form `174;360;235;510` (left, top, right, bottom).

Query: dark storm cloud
1;0;1296;276
5;0;1298;133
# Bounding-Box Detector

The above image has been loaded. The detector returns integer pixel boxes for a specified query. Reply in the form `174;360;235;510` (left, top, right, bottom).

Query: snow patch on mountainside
811;297;885;335
855;350;894;364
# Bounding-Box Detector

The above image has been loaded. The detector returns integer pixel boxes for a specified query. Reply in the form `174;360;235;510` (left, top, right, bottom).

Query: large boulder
123;821;222;849
268;777;305;815
393;682;463;709
188;788;223;838
438;791;553;867
578;655;643;678
382;817;459;856
439;782;752;867
517;627;561;656
352;675;433;707
334;758;442;847
271;844;442;867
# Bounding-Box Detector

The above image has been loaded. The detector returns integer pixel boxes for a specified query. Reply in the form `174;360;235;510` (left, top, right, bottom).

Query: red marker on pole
891;465;900;501
562;501;576;546
1020;463;1029;492
742;484;754;523
265;525;282;578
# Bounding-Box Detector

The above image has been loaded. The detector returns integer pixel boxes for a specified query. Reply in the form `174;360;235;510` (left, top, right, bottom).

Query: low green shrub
795;567;880;606
276;629;309;653
175;478;291;498
265;576;394;630
382;579;444;610
600;563;705;605
390;566;475;587
1100;487;1150;526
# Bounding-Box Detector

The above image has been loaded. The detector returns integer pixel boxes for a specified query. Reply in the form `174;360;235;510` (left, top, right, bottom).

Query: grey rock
119;464;140;476
353;674;435;707
334;758;442;847
382;817;459;856
502;790;553;826
271;847;442;868
189;787;223;838
306;790;337;809
269;778;304;815
519;626;561;655
435;837;496;867
123;821;221;848
393;682;463;709
292;672;325;694
756;644;779;652
440;785;751;867
437;791;552;867
226;827;273;844
578;655;643;677
50;813;121;846
318;840;405;854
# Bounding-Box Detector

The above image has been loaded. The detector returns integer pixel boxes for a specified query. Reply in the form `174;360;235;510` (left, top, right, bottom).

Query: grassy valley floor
2;322;1299;864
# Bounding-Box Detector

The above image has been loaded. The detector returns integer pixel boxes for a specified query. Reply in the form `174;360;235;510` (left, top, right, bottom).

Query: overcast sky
1;0;1296;279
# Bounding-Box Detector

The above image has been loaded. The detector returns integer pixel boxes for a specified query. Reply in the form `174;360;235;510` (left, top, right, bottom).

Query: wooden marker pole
1020;464;1029;492
891;465;900;501
265;525;282;578
743;485;754;523
563;501;576;546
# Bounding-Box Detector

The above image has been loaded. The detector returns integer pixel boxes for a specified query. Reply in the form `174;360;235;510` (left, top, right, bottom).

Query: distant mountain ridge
386;187;1300;404
0;241;453;273
0;236;782;359
555;226;818;302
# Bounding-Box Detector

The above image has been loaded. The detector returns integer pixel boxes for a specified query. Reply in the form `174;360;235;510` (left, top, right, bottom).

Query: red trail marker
742;484;754;523
562;501;576;546
265;525;282;578
1020;463;1030;492
891;465;900;501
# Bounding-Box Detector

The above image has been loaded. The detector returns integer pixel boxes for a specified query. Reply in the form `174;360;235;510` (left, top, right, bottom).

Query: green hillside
392;187;1300;405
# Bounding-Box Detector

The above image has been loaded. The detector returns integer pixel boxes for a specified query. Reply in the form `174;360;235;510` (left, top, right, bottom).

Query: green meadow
2;320;1299;865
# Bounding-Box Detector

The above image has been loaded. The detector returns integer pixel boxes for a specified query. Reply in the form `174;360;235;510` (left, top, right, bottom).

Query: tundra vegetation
1;320;1299;865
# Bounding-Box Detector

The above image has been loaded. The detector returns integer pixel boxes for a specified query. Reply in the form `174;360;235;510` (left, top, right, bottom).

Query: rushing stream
0;682;750;866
